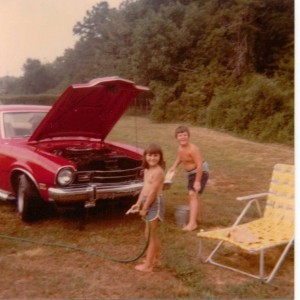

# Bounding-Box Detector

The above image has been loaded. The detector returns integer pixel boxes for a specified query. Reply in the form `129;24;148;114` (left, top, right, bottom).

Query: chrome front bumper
48;182;144;206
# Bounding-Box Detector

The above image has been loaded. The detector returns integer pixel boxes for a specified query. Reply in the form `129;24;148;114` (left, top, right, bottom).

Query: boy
169;126;209;231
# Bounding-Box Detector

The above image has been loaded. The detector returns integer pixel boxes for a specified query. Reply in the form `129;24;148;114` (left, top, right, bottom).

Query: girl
130;143;165;272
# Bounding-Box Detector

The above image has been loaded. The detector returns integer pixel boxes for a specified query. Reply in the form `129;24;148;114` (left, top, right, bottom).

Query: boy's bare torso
178;143;199;172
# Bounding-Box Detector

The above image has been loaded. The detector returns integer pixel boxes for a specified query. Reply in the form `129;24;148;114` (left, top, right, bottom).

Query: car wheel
17;174;41;222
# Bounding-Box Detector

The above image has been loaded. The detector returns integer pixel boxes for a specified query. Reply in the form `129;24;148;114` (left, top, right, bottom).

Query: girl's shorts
142;195;164;221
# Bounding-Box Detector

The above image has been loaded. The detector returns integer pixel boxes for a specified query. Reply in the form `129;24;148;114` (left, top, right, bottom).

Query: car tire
17;174;41;222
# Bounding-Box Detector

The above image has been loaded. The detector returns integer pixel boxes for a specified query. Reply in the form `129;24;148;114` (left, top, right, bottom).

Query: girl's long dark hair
142;143;165;169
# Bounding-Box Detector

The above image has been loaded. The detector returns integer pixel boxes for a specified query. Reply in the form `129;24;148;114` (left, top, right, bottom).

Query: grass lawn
0;116;294;299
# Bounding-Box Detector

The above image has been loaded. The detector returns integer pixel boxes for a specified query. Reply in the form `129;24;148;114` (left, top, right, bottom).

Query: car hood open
28;77;149;142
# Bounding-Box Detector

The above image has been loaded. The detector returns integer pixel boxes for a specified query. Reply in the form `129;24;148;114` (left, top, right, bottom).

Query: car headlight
57;168;74;186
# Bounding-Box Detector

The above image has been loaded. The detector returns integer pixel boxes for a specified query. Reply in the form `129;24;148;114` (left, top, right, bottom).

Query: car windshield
3;111;47;138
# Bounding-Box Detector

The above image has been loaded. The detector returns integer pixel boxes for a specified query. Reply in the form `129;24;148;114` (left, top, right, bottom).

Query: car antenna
134;97;139;150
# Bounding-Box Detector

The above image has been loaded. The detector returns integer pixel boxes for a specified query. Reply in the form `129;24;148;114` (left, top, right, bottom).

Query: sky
0;0;123;77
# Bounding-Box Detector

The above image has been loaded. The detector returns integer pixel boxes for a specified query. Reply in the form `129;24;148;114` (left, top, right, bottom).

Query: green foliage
0;0;294;145
207;74;294;144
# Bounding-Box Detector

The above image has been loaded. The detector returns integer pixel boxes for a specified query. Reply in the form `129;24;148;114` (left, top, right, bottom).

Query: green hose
0;220;150;263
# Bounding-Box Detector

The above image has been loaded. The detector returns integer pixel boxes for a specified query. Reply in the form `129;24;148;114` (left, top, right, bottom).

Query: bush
207;74;293;144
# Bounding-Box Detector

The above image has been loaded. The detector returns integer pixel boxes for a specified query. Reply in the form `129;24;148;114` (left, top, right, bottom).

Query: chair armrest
232;193;268;227
236;192;268;201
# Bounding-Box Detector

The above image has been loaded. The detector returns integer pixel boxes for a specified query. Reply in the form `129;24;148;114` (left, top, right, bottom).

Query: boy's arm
170;153;181;172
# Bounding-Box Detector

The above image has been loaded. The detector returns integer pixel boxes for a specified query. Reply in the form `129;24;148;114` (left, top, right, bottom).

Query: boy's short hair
175;125;190;137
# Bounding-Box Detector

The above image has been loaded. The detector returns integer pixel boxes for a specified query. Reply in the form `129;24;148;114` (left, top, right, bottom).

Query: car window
3;112;47;138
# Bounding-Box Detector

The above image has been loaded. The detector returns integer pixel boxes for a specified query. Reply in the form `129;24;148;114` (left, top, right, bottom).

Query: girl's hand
139;208;148;217
130;204;140;213
126;204;140;214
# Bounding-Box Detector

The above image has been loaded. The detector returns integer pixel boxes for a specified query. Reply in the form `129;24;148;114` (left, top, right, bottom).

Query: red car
0;77;149;222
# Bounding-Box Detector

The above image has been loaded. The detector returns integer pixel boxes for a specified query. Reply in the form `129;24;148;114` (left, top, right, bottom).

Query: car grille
74;167;143;184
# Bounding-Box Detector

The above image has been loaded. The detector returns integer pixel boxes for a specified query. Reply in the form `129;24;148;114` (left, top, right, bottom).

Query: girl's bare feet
135;263;153;272
182;224;198;231
142;258;161;267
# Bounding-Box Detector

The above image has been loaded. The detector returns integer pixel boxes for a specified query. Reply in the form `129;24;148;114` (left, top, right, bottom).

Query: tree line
0;0;294;144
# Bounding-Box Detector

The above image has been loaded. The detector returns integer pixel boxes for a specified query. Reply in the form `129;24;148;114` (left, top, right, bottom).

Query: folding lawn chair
197;163;294;283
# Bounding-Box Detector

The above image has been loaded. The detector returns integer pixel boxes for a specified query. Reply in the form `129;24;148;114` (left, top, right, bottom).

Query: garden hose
0;217;150;263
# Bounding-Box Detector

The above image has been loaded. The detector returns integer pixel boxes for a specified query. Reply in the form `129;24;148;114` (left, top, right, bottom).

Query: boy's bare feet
135;264;153;272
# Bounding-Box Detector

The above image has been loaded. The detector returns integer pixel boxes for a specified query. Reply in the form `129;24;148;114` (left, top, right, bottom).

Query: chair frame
197;164;294;283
